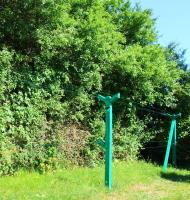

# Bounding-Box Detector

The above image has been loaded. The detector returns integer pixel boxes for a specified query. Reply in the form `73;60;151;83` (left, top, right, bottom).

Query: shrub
0;0;188;174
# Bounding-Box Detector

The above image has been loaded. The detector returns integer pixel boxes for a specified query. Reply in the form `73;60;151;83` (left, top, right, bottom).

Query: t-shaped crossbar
97;93;120;189
98;93;120;107
162;113;181;119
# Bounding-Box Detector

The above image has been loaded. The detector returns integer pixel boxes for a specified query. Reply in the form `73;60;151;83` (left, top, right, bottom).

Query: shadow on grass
160;172;190;183
174;162;190;171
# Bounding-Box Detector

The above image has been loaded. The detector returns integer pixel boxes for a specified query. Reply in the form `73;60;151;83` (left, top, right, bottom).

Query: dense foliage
0;0;189;175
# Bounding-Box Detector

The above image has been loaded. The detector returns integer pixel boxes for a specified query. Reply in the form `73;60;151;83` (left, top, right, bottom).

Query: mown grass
0;161;190;200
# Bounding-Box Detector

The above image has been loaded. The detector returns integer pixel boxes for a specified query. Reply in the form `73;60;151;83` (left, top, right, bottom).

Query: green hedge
0;0;189;175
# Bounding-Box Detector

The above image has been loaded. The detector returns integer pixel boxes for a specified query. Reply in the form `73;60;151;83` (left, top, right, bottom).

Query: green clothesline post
163;113;181;172
97;93;120;189
131;104;181;172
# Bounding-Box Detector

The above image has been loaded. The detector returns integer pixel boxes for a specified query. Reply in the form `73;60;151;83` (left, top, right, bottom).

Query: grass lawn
0;161;190;200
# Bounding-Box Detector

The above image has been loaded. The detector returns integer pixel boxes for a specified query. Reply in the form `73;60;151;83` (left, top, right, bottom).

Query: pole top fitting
97;93;120;106
165;113;181;119
172;113;181;119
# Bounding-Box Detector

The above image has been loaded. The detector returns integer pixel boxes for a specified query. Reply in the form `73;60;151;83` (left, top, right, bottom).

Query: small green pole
163;113;181;172
163;119;175;172
105;102;112;188
97;93;120;189
136;106;181;172
172;120;177;167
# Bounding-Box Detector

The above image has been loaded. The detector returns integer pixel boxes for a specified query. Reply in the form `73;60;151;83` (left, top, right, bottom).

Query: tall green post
163;113;181;172
97;93;120;189
172;120;177;167
163;119;175;172
135;105;181;172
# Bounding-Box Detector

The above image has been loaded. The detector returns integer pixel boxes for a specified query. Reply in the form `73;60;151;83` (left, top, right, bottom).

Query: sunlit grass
0;161;190;200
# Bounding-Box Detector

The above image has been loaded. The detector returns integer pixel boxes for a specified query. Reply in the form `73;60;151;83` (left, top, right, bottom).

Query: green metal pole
172;120;177;167
97;93;120;189
105;104;112;189
163;119;175;172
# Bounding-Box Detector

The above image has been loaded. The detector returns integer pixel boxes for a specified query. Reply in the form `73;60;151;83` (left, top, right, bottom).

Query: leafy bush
0;0;189;174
